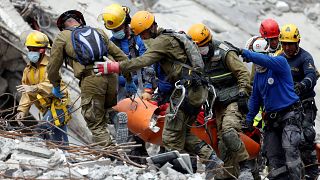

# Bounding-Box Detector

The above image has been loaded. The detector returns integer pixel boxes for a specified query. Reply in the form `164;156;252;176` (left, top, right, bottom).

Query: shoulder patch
219;43;230;51
308;63;315;69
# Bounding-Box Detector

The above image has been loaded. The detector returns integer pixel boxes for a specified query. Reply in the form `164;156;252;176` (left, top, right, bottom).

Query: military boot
113;112;129;144
238;160;254;180
205;152;224;180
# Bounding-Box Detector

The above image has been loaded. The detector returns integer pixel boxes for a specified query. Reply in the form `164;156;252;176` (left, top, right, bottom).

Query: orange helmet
187;23;212;46
130;11;155;35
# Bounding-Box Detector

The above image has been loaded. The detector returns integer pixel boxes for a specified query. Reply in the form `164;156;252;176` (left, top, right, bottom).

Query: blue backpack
67;26;108;66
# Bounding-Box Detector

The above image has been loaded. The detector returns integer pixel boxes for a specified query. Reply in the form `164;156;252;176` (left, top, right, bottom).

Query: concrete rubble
0;136;205;179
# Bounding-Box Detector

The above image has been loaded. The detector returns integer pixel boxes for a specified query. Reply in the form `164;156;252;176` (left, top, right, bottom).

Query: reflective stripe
210;72;232;79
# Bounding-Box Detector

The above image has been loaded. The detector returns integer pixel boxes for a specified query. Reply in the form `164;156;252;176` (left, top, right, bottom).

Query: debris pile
0;134;206;179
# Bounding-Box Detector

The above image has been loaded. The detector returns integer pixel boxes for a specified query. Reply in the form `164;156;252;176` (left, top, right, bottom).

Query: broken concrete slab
72;158;112;167
87;165;110;179
16;142;54;159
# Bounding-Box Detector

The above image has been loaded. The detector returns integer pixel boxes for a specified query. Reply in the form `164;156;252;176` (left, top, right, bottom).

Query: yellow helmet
25;30;50;48
99;4;126;30
187;23;212;47
279;24;301;43
130;11;155;35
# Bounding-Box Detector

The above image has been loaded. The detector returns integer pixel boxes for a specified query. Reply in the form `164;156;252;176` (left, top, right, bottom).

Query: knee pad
222;128;242;152
303;126;316;144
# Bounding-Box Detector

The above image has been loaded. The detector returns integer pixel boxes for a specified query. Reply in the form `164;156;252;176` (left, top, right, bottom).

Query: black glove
237;91;249;115
294;82;306;96
224;41;243;55
245;120;255;132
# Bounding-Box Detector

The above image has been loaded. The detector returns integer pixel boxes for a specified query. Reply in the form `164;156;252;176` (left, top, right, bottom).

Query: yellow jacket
17;55;69;114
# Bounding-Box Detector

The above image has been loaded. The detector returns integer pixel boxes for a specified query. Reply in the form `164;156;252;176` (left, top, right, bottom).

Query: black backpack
66;26;108;66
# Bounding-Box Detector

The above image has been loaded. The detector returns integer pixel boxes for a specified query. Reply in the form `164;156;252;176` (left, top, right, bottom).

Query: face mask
112;29;125;39
27;51;40;63
199;46;209;55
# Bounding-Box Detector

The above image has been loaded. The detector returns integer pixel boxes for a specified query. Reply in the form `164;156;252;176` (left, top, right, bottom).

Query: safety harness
28;66;71;127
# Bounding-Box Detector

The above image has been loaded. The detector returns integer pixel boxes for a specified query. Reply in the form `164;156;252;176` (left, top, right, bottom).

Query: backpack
162;29;204;72
66;26;108;66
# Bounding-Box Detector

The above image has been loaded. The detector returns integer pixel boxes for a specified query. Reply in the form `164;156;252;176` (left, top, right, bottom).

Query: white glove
16;85;37;93
15;112;26;126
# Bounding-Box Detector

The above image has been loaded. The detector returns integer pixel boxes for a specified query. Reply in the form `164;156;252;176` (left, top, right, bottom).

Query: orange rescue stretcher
114;97;261;160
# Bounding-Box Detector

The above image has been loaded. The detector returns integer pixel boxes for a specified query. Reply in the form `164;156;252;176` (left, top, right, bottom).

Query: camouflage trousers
162;85;213;160
80;74;118;146
215;102;249;178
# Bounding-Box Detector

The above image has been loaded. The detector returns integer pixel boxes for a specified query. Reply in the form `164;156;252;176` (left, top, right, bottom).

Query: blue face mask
112;29;126;39
27;51;40;63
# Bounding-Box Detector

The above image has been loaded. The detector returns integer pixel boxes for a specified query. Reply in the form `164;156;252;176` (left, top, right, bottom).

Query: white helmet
252;37;269;53
244;36;259;50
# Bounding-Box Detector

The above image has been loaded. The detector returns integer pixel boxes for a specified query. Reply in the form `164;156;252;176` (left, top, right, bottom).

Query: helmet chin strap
268;42;280;53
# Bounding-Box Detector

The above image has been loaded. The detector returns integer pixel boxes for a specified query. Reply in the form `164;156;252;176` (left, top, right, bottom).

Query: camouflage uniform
204;40;252;178
47;28;128;146
119;29;213;160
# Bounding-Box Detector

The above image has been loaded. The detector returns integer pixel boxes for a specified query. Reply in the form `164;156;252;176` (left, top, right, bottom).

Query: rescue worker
236;39;304;180
250;18;282;83
93;11;224;179
16;30;70;145
47;10;129;146
99;4;147;100
279;24;319;180
259;18;281;54
188;23;254;180
99;4;149;162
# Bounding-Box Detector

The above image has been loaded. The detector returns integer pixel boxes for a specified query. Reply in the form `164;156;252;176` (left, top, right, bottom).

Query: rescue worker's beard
150;28;157;39
284;45;300;58
255;64;267;73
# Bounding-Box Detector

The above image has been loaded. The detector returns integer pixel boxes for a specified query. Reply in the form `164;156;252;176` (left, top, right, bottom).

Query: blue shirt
111;35;146;59
280;48;317;99
111;35;147;87
242;50;300;123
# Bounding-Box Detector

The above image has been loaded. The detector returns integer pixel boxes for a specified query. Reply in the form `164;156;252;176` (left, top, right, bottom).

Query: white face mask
199;46;209;55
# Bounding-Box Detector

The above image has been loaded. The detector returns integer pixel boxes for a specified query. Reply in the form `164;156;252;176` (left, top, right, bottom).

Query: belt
266;101;302;119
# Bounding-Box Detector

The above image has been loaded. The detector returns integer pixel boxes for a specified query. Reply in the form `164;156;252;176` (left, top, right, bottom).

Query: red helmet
259;19;280;38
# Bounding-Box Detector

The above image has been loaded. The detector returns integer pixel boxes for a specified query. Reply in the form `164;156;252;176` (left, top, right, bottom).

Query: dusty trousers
300;98;318;180
263;109;303;180
215;102;249;178
80;74;118;146
162;85;213;160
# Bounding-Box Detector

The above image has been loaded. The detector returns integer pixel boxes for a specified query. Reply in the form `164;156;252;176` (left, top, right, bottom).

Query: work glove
237;90;249;115
224;41;243;55
16;85;37;93
15;112;26;127
93;56;120;75
224;41;251;62
244;120;255;132
125;81;137;95
52;86;63;99
294;82;306;96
